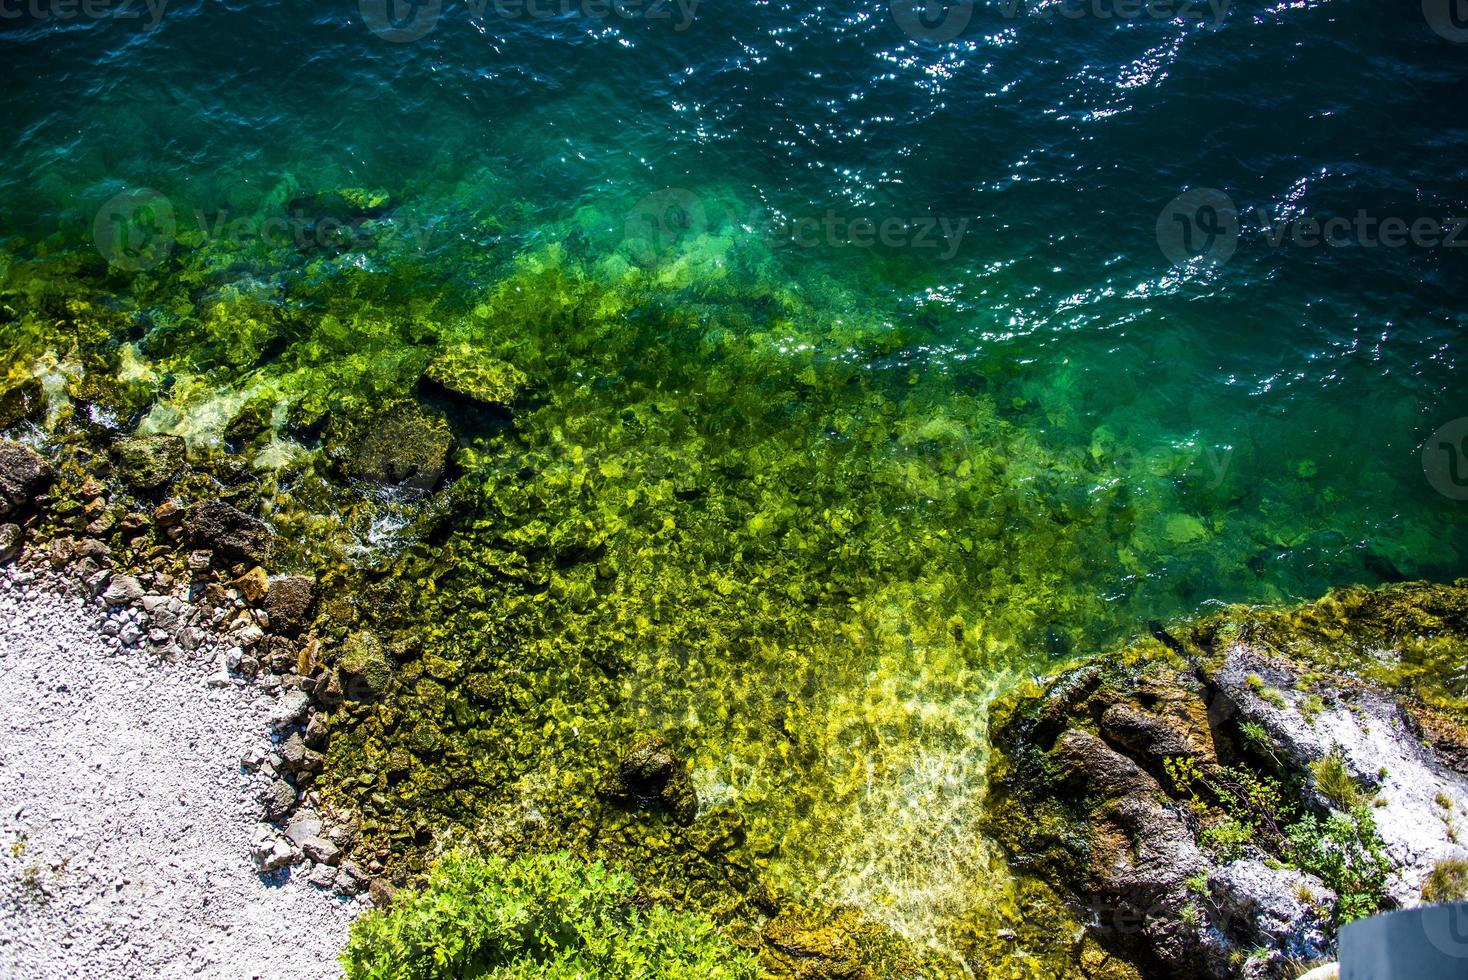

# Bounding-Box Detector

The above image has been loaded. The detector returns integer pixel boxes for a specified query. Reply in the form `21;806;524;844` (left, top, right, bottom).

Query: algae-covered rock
759;904;959;979
987;580;1468;979
338;630;393;700
329;401;452;492
421;345;526;410
115;433;185;491
222;394;276;452
0;439;51;518
611;734;698;825
0;378;44;430
185;500;274;564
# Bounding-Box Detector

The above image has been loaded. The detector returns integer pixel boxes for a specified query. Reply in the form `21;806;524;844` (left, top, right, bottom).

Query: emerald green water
3;0;1466;968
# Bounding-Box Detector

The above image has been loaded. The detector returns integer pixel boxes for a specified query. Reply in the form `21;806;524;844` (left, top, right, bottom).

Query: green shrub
341;852;758;980
1286;805;1391;924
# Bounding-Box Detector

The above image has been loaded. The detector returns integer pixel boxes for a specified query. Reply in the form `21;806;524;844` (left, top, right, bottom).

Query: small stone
235;566;269;604
302;837;340;865
307;863;338;889
261;778;297;821
102;575;145;606
153;500;185;527
0;523;21;564
187;550;213;573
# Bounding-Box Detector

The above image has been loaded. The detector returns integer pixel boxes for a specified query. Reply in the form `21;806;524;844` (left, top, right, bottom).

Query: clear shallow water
3;0;1466;963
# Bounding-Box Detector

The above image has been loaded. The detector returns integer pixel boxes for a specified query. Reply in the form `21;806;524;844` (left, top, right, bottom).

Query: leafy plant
341;852;758;980
1238;721;1279;763
1203;819;1255;860
1286;805;1391;925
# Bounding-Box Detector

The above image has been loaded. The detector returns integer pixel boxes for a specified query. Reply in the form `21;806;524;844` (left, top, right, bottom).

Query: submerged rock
185;500;274;564
421;345;526;410
987;580;1468;979
114;433;185;492
0;439;52;518
612;734;698;825
0;378;44;430
337;630;393;701
329;401;452;492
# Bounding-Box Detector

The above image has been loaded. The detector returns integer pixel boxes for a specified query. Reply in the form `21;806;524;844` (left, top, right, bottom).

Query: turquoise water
3;0;1467;962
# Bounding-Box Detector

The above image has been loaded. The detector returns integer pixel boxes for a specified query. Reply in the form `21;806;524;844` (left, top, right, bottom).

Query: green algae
0;181;1464;978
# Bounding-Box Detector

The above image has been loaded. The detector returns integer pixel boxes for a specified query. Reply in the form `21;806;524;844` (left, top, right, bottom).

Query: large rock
610;734;698;825
114;433;185;491
337;630;393;701
264;575;317;636
329;401;451;492
185;500;273;564
988;581;1468;978
0;439;51;518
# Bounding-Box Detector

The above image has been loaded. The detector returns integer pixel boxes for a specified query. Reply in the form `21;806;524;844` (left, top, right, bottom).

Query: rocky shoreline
7;422;1468;980
986;581;1468;979
0;436;372;977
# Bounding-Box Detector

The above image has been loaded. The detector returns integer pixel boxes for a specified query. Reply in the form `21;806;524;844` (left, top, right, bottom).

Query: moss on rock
422;344;526;409
114;433;186;492
329;400;452;491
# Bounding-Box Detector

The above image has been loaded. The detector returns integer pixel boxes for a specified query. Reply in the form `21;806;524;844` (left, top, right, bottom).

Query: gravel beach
0;562;361;979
